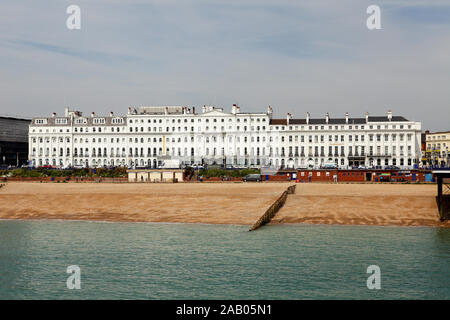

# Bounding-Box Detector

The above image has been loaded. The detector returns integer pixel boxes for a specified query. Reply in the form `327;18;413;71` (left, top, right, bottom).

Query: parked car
242;174;262;182
188;164;204;170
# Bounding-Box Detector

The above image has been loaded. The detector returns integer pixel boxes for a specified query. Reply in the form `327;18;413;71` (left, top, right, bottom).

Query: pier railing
249;184;296;231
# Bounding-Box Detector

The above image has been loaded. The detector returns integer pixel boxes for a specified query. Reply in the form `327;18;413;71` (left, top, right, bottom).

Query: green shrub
198;168;260;178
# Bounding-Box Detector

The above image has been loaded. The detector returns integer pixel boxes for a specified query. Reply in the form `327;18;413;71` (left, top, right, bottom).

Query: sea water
0;220;449;299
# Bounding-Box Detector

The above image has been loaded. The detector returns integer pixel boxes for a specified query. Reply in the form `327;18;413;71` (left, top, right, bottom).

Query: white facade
28;105;422;169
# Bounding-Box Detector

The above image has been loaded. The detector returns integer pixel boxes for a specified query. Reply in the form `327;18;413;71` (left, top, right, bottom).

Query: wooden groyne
249;184;296;231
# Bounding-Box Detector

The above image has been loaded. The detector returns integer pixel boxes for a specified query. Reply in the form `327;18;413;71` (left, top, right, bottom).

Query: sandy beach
0;182;447;227
0;182;287;225
272;183;448;227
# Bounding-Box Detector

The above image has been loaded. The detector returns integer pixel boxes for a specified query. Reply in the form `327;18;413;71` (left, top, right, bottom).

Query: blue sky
0;0;449;131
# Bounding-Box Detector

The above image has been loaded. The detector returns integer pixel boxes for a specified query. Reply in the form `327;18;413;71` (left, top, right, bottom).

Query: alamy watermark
366;5;381;30
66;265;81;289
366;265;381;290
66;5;81;30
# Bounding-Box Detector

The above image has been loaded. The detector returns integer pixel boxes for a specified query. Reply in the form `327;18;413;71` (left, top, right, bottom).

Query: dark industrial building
0;116;30;166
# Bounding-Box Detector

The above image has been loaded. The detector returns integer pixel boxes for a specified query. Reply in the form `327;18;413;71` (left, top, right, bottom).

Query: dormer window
93;118;106;124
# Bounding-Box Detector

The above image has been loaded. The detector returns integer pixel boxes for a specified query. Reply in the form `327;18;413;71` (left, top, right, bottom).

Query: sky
0;0;449;131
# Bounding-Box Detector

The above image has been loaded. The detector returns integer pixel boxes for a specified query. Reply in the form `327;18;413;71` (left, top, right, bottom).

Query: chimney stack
387;110;392;121
232;104;237;114
306;112;310;125
365;112;369;123
110;111;114;117
325;112;329;124
345;112;349;124
127;107;132;115
52;112;56;118
91;112;95;118
286;113;292;125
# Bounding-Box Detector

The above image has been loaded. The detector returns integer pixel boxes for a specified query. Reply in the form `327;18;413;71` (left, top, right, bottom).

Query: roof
426;131;450;135
30;115;127;126
270;115;409;126
0;115;32;122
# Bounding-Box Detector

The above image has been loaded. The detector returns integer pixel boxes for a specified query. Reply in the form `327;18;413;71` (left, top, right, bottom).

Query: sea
0;220;449;299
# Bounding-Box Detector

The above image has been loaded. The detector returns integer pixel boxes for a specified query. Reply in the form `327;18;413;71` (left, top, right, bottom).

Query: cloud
3;39;140;64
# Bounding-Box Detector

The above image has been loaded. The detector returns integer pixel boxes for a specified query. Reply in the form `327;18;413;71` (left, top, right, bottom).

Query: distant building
424;131;450;167
28;105;422;169
421;131;427;165
0;116;30;166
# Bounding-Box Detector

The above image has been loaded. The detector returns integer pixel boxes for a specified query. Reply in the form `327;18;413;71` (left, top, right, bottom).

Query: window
112;118;124;124
55;118;67;125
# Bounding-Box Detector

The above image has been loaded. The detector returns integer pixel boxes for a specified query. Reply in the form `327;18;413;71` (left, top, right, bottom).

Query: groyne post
249;184;296;231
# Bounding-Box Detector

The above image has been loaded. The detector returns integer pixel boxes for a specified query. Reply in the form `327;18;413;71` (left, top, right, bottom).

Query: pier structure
433;170;450;221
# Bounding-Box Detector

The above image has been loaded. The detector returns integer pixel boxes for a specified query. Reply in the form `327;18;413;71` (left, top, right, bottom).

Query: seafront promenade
0;182;447;227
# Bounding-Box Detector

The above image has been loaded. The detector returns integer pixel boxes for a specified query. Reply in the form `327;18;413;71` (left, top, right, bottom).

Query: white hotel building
28;105;422;169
